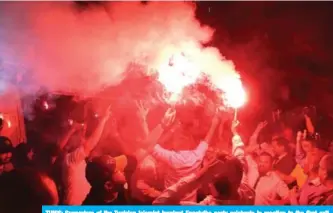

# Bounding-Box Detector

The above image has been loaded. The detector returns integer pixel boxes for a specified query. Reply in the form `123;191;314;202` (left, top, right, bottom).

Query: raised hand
135;100;150;121
296;130;307;143
161;108;176;129
231;120;240;135
254;121;268;134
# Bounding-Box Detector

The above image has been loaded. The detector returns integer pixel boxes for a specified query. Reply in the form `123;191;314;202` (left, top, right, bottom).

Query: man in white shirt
252;152;289;205
151;113;220;202
62;106;111;205
153;120;255;205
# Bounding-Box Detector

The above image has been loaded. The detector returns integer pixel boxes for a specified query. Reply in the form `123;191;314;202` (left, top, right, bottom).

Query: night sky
196;1;333;112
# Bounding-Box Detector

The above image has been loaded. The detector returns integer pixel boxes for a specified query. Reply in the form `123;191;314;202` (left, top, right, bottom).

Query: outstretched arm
83;106;111;156
153;159;224;205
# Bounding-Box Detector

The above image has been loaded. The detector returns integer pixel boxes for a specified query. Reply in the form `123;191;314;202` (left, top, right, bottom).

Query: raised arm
231;120;245;162
135;100;150;137
249;121;267;146
83;106;111;156
304;114;315;135
204;111;220;144
295;130;306;166
153;159;224;205
113;108;176;163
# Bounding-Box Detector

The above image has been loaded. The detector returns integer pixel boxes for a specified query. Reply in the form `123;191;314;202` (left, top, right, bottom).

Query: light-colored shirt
131;155;163;203
254;171;289;205
151;141;208;202
62;146;91;205
244;155;259;188
290;177;327;205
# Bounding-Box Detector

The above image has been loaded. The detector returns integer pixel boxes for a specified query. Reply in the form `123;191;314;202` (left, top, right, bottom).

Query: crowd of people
0;102;333;213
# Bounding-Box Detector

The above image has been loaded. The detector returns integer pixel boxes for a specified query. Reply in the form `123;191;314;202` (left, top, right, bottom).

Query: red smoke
0;1;242;100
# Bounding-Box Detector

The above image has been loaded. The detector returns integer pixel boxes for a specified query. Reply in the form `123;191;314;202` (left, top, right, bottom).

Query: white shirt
62;146;91;205
151;141;208;202
254;171;289;205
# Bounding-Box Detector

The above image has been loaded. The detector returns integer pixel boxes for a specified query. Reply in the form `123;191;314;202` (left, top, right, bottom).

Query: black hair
86;155;116;188
12;143;33;169
212;157;243;199
272;137;290;151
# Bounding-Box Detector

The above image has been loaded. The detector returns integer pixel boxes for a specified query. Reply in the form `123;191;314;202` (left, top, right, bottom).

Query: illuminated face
27;149;34;160
283;128;293;142
301;140;314;154
0;152;12;164
112;170;126;185
271;140;282;156
258;155;272;174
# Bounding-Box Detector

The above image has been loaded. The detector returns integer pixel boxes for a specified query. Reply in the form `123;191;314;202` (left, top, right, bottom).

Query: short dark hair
12;143;33;168
0;136;13;154
0;168;58;213
212;157;243;198
86;155;116;187
272;137;290;150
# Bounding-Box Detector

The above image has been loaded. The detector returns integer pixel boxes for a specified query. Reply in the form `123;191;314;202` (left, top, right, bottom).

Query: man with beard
309;154;333;204
83;154;136;205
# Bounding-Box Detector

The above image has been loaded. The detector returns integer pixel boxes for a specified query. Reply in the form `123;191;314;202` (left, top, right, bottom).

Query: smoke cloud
0;1;225;96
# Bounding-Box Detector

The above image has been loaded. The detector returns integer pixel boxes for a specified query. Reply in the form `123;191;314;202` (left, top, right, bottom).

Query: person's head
170;127;196;151
301;133;321;155
12;143;34;168
0;168;58;213
318;154;333;184
203;147;218;167
0;137;13;164
258;152;273;175
86;155;126;194
283;127;294;142
301;138;316;154
303;151;324;175
271;137;289;156
209;157;243;199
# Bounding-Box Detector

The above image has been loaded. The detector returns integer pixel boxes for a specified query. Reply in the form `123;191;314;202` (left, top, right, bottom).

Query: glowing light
7;120;11;128
43;101;49;110
157;53;201;103
68;119;73;126
217;77;247;109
